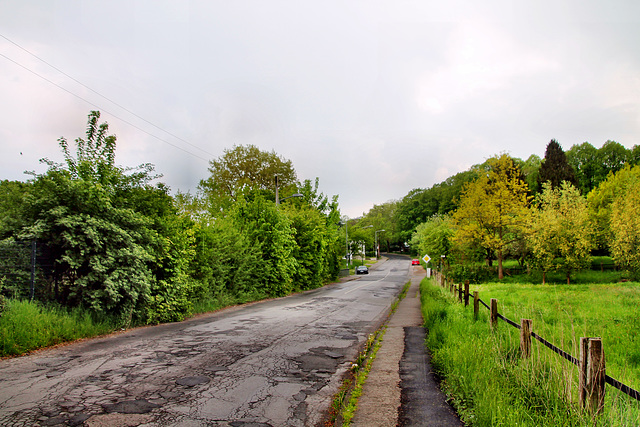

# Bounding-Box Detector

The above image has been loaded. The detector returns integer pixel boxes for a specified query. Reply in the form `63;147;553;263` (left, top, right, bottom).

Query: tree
229;195;297;297
537;139;577;190
594;140;630;186
394;169;477;243
528;182;593;284
566;142;599;194
0;180;31;239
453;154;531;279
361;201;401;253
610;180;640;276
518;154;542;195
23;169;155;323
587;164;640;252
199;144;298;213
410;214;454;268
18;111;201;325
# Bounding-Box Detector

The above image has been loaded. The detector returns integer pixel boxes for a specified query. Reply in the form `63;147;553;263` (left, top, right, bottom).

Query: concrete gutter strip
351;267;463;426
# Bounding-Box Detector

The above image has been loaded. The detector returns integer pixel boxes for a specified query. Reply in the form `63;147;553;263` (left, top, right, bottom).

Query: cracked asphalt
0;254;410;426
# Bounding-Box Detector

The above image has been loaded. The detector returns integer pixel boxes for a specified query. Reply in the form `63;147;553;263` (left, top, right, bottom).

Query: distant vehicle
411;259;420;265
355;265;369;274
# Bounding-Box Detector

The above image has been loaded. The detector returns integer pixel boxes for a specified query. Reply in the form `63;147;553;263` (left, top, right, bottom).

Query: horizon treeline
356;138;640;283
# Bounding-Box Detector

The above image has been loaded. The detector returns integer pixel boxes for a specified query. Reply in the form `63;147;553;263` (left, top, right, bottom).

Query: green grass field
421;277;640;426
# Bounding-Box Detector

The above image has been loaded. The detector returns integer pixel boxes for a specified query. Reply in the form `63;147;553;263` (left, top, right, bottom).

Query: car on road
411;259;420;265
355;265;369;274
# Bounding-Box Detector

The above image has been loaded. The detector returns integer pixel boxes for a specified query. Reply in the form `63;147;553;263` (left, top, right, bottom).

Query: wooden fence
431;271;640;415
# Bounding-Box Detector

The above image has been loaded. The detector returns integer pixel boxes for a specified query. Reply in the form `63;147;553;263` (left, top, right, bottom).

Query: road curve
0;254;410;426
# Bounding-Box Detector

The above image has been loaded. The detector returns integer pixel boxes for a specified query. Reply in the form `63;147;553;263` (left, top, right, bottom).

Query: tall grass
0;299;115;357
421;278;640;426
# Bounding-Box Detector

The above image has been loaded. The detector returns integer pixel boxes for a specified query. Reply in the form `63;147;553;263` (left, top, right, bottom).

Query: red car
411;259;420;265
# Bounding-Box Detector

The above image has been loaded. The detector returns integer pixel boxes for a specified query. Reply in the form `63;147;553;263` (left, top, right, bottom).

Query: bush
448;263;494;284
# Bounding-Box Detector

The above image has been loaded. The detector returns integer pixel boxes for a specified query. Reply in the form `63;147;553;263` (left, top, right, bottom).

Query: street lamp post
361;225;373;265
338;220;349;267
375;229;386;259
275;174;303;205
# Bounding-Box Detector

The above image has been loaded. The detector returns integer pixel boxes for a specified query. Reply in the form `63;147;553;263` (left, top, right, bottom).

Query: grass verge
0;299;115;357
422;277;640;426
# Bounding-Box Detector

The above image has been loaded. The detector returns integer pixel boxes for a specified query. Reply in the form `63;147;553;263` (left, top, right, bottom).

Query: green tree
410;214;454;268
587;164;640;252
453;154;531;279
199;144;298;214
23;170;155;323
229;195;297;297
0;180;31;239
19;111;199;325
528;182;593;284
537;139;577;190
610;180;640;276
595;140;630;186
566;142;599;194
518;154;542;195
361;201;401;253
394;170;477;243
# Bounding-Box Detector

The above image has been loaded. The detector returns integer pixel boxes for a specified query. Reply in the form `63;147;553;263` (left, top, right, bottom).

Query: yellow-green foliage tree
610;180;640;275
528;182;594;284
587;164;640;252
453;154;531;279
410;214;454;269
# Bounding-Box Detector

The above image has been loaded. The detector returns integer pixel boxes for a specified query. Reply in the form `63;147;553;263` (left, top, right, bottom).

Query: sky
1;1;639;218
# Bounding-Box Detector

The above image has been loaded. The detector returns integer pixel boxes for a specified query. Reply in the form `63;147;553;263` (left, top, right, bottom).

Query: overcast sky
2;1;639;217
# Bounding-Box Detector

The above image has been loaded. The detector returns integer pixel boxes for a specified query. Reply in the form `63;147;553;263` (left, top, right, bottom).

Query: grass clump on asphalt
0;299;115;357
421;277;640;426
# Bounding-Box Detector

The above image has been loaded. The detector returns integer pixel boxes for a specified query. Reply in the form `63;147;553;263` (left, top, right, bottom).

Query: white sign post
423;254;432;277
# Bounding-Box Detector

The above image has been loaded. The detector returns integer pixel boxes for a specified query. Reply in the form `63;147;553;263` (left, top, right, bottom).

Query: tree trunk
542;271;546;285
498;250;504;280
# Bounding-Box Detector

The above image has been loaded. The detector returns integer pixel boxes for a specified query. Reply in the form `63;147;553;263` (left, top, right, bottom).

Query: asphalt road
0;254;410;426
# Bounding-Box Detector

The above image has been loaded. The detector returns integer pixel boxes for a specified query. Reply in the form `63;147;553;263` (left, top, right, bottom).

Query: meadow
421;277;640;426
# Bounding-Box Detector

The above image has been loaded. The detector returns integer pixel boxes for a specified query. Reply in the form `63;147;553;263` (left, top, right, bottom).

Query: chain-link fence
0;240;55;301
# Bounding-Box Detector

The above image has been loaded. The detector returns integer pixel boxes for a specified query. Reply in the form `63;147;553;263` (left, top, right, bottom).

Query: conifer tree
538;139;577;190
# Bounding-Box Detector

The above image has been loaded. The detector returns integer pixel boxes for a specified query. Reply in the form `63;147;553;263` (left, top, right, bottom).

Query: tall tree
566;142;599;194
453;154;531;279
410;214;454;267
587;164;640;252
610;180;640;276
199;144;298;213
518;154;542;195
528;182;593;284
595;140;630;186
537;139;577;190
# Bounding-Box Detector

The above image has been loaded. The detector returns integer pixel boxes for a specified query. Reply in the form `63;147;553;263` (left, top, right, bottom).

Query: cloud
1;1;640;217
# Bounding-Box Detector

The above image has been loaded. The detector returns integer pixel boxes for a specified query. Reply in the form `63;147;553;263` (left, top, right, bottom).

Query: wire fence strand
473;294;640;402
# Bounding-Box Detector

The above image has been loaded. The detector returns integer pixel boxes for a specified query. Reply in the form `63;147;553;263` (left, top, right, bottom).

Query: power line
0;34;214;162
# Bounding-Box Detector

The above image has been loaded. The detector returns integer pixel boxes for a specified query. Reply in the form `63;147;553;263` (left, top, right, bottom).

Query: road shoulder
351;266;462;426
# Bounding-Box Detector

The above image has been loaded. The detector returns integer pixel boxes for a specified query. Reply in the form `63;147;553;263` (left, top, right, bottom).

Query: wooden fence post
580;337;606;415
464;281;470;307
458;283;463;303
490;298;498;330
473;291;479;320
520;319;532;358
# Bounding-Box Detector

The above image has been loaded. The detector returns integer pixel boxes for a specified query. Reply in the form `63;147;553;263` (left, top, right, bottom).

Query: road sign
422;254;431;264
